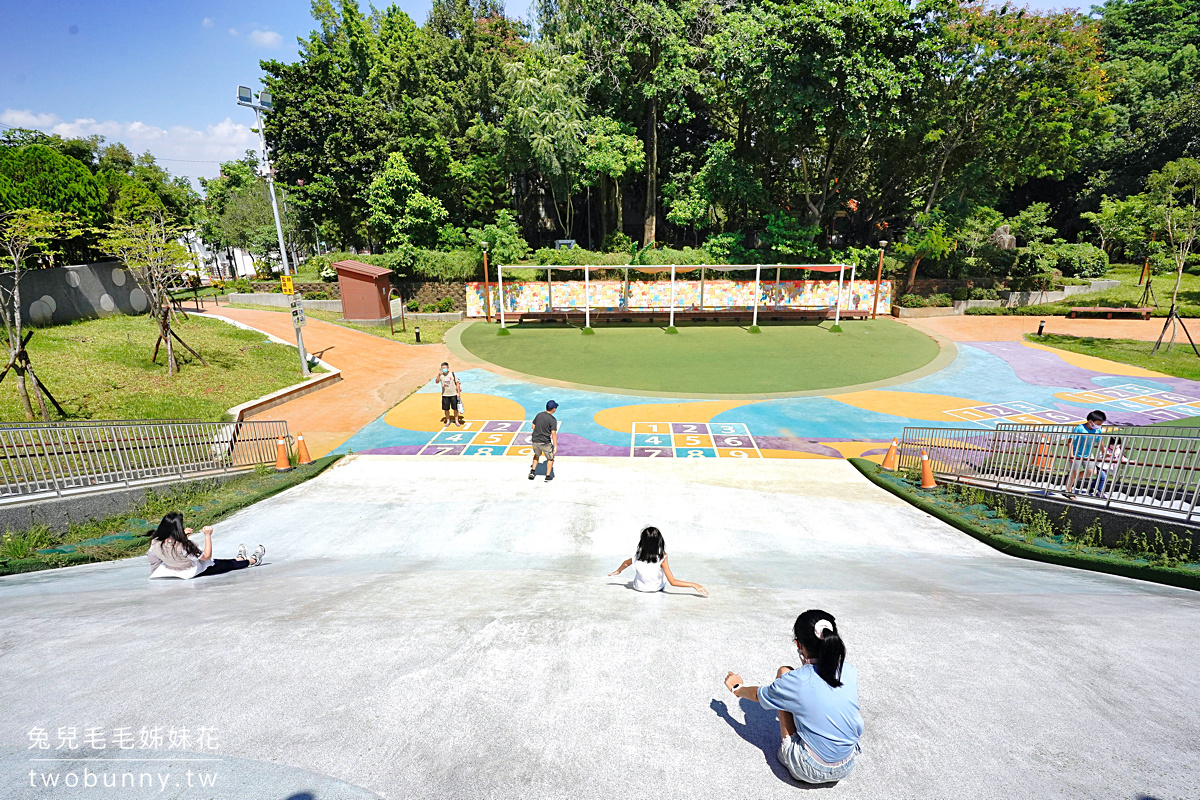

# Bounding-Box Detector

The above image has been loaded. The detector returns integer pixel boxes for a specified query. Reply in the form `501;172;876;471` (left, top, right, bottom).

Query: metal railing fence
0;419;290;503
900;424;1200;523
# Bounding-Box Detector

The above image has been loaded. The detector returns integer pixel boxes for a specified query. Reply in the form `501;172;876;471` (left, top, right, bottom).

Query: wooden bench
514;307;868;324
1067;306;1152;321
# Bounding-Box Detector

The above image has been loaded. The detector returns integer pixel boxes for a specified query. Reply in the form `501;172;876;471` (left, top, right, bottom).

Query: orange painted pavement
200;307;453;457
902;314;1168;343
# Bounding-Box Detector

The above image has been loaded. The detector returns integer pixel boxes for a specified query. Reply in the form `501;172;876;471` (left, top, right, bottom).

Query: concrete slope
2;457;1198;800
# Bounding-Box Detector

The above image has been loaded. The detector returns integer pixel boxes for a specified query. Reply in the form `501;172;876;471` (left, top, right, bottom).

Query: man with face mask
434;362;462;427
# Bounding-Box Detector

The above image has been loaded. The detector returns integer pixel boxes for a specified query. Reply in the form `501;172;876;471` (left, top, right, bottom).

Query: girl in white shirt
608;526;708;596
147;511;264;579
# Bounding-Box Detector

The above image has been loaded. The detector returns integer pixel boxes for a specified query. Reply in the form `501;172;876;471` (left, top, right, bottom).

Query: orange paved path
902;314;1168;342
201;307;452;457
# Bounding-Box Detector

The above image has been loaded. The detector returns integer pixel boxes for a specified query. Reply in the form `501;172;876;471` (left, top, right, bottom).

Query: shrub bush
898;294;927;308
435;296;455;312
302;291;330;300
965;306;1011;316
413;249;477;281
406;298;420;312
601;231;634;254
928;293;953;307
532;247;629;267
1055;242;1109;278
951;286;970;301
420;302;437;312
969;287;1000;300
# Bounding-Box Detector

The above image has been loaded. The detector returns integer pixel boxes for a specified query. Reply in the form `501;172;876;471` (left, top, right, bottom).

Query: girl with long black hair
608;526;708;597
147;511;265;579
724;610;863;783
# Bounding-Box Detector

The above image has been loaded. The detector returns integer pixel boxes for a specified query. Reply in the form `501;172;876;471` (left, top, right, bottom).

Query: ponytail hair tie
813;619;834;639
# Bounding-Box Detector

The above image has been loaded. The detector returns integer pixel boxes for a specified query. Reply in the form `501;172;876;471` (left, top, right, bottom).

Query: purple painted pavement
754;436;846;458
556;433;630;457
969;340;1200;394
360;445;425;455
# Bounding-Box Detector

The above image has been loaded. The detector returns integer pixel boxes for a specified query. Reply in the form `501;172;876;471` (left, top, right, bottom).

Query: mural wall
466;279;892;317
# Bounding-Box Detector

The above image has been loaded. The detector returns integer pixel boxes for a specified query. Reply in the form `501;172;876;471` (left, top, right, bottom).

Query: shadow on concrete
285;794;315;800
709;698;840;790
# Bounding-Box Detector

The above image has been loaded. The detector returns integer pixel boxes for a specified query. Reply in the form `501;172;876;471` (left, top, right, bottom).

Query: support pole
833;264;844;328
669;265;676;329
871;246;886;319
585;265;591;330
498;264;506;329
752;265;761;329
482;248;492;323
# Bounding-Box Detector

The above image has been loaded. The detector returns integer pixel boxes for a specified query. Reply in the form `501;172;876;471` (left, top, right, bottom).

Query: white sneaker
250;544;266;565
237;544;248;561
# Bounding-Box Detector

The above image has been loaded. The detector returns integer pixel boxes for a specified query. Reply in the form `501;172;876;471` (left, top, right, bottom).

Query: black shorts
442;395;459;412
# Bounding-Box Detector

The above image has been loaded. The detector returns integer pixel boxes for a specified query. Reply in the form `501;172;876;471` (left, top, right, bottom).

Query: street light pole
238;85;309;376
871;240;889;320
481;241;492;323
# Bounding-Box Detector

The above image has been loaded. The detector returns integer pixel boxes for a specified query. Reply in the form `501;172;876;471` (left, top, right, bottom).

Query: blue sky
2;0;1081;184
0;0;434;181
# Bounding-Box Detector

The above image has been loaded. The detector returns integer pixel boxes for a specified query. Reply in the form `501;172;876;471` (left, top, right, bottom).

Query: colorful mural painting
465;279;892;317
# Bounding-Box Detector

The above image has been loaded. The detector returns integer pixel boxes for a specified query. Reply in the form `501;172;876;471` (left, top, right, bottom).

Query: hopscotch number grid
630;422;762;459
418;420;551;457
944;383;1200;428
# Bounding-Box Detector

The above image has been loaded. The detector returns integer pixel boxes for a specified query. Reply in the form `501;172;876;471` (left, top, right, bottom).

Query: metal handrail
900;424;1200;523
0;419;290;503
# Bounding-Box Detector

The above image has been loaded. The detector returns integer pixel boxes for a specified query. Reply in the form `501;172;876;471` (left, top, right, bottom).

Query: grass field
1029;333;1200;381
225;303;454;345
458;318;940;393
0;314;314;422
1016;264;1200;317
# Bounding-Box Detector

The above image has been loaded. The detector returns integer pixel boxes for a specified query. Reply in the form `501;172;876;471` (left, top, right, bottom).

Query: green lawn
1039;263;1200;317
1028;333;1200;381
225;303;455;345
0;314;314;422
459;318;940;393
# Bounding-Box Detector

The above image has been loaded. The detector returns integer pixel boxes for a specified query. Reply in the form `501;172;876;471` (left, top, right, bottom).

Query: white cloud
248;29;282;47
0;109;257;181
202;17;213;27
228;28;238;36
0;109;60;128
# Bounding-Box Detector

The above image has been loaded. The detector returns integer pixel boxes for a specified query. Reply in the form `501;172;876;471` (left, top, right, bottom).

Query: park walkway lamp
481;240;492;323
237;85;310;376
871;240;889;320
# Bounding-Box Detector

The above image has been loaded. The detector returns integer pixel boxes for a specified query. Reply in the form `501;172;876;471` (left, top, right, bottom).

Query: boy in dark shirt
529;400;559;482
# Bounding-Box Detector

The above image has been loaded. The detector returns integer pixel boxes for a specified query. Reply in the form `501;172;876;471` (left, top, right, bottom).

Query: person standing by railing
1064;410;1107;498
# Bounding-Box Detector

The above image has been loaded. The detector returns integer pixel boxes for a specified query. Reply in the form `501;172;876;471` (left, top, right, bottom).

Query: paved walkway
200;307;453;457
904;314;1170;342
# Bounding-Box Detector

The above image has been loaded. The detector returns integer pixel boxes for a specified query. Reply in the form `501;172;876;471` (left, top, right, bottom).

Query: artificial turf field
458;318;940;394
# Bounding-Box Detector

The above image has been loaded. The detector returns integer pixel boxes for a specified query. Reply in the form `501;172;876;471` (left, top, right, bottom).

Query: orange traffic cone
919;449;937;490
296;433;313;465
274;437;292;472
881;437;899;471
1033;437;1052;472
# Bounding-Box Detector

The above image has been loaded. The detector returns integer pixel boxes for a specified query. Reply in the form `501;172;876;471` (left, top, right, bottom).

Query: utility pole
237;85;309;376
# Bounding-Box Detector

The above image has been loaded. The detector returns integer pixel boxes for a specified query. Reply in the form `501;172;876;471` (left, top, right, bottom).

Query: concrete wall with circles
3;262;150;327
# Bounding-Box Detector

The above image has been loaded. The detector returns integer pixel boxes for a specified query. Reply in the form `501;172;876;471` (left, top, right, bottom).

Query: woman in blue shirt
724;610;863;784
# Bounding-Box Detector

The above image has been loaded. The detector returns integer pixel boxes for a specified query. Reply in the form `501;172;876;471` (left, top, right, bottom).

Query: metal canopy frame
495;263;858;329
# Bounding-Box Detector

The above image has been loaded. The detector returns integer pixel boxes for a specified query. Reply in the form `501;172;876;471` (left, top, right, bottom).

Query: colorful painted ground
334;330;1200;461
